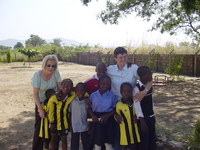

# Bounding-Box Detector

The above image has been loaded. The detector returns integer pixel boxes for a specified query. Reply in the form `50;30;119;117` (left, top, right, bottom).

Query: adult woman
32;54;61;150
106;47;152;150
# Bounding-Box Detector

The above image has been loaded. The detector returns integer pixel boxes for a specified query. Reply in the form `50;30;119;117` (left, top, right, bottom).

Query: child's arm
100;109;115;124
114;105;123;124
133;81;153;101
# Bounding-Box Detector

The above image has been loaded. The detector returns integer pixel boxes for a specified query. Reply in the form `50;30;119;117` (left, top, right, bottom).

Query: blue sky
0;0;192;47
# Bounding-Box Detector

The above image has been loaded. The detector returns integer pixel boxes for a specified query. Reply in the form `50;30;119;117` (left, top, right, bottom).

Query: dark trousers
71;131;89;150
138;116;156;150
32;106;43;150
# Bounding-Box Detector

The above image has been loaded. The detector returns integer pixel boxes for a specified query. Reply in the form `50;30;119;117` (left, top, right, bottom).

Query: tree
14;42;24;49
25;34;46;47
51;38;62;47
18;48;38;66
81;0;200;43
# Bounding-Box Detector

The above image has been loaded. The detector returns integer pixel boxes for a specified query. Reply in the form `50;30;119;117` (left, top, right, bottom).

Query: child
47;79;76;150
133;66;156;150
115;82;140;150
39;89;55;150
89;75;117;150
70;82;89;150
84;62;107;95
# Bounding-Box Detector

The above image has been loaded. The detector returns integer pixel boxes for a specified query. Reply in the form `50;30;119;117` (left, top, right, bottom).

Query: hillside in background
0;38;81;48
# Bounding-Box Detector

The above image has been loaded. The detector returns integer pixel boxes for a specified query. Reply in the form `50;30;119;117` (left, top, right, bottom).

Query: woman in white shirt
106;47;152;150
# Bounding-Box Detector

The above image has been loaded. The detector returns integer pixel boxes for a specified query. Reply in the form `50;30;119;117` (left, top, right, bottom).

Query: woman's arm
33;88;45;118
133;81;153;101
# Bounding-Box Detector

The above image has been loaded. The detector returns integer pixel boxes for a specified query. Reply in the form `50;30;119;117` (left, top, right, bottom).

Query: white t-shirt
107;64;139;100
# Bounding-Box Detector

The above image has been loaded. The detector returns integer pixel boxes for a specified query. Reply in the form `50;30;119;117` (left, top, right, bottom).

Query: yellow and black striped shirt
39;104;49;139
116;101;140;146
47;92;76;131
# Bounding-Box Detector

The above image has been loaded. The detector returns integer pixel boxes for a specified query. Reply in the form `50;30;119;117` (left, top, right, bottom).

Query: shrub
188;120;200;150
6;49;12;63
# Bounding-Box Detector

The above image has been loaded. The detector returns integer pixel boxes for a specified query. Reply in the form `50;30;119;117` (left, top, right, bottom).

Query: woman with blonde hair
31;55;61;150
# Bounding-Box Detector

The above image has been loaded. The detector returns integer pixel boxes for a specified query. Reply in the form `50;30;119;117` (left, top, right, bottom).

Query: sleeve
55;70;61;82
32;72;41;88
112;94;118;108
132;64;140;80
133;86;144;118
134;101;144;118
47;96;55;123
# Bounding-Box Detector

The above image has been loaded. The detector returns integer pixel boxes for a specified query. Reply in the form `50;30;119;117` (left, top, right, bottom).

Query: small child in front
115;82;140;150
89;75;117;150
70;82;89;150
47;79;76;150
133;66;156;150
39;89;55;150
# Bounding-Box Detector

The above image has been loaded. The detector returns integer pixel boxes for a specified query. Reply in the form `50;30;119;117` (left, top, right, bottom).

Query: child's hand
100;114;109;124
115;114;123;124
140;118;148;133
91;115;99;122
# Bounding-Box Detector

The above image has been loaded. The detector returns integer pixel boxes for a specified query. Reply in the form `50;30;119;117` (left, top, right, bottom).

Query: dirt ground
0;62;199;150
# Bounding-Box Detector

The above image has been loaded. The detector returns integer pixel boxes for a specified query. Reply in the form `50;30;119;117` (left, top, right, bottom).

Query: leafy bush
164;54;183;81
188;120;200;150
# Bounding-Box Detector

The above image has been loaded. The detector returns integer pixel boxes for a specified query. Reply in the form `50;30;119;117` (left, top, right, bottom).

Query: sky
0;0;192;48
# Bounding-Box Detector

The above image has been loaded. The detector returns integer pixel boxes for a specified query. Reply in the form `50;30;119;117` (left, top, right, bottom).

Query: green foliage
14;42;24;49
6;49;12;63
82;0;200;42
141;51;158;72
25;34;46;47
51;38;62;47
164;54;183;81
188;120;200;150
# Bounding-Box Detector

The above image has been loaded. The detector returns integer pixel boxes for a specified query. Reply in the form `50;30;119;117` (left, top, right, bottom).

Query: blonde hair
41;55;58;70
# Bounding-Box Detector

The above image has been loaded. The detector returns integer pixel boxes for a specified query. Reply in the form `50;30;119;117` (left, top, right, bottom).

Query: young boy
115;82;141;150
39;89;55;150
70;82;89;150
47;79;76;150
133;66;156;150
84;62;107;95
89;75;117;150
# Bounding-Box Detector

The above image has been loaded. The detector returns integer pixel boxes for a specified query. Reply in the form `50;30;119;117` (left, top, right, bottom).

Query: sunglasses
47;64;56;68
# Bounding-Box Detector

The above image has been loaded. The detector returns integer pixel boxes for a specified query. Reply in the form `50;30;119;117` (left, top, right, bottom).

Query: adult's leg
32;106;43;150
71;132;80;150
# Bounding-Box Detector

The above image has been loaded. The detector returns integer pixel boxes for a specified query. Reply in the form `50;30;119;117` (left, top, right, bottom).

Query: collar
115;64;128;72
93;74;99;80
138;80;145;87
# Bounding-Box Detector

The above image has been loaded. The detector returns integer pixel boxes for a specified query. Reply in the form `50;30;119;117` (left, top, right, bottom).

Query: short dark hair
114;47;127;57
137;66;151;78
75;82;86;89
120;82;132;93
62;78;73;87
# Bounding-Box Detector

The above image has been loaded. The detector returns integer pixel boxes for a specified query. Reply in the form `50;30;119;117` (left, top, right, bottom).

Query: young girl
39;89;55;150
115;82;140;150
70;82;89;150
47;79;76;150
89;75;117;150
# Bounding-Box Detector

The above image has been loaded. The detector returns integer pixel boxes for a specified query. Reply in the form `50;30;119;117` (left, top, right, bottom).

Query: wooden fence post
88;51;90;65
106;51;110;66
194;49;200;76
132;49;138;63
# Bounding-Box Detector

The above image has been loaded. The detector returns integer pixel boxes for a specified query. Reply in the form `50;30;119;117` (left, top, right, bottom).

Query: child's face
121;85;132;100
96;64;106;78
75;86;86;100
141;72;152;84
61;81;73;95
99;78;111;93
